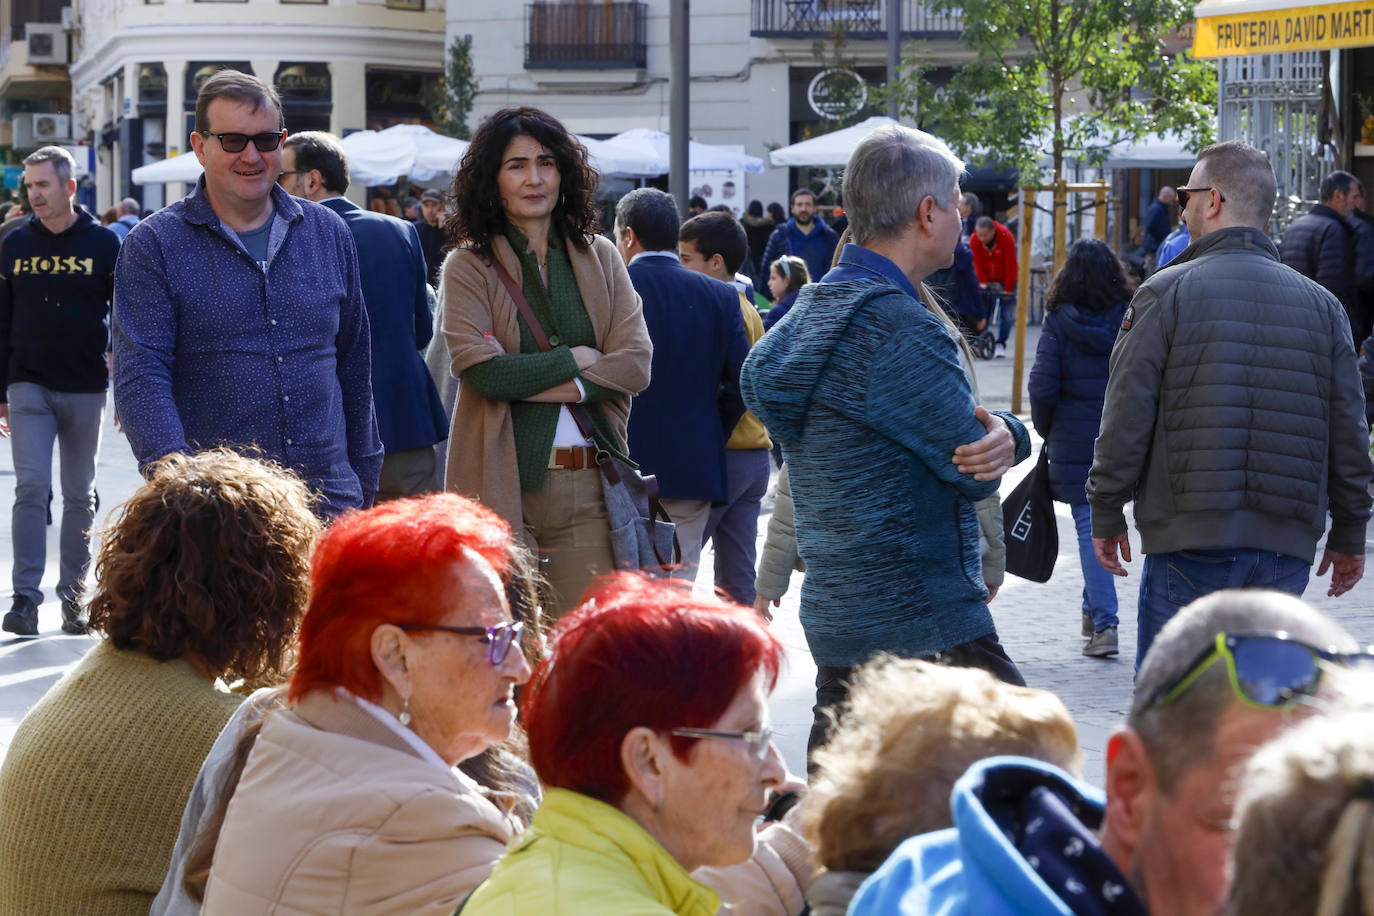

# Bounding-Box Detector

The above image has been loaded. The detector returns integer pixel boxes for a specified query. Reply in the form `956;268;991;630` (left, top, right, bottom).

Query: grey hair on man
614;187;681;253
843;126;964;245
1192;140;1278;230
1130;589;1358;794
22;146;76;187
118;197;140;216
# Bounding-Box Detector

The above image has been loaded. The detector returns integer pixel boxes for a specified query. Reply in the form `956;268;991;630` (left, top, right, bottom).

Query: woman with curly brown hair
0;449;319;916
442;106;651;617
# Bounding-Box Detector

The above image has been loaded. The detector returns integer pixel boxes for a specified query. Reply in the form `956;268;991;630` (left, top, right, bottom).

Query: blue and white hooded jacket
849;757;1148;916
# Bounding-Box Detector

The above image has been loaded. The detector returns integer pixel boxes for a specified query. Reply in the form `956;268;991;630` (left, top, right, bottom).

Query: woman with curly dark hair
441;106;651;617
0;449;319;916
1027;238;1130;659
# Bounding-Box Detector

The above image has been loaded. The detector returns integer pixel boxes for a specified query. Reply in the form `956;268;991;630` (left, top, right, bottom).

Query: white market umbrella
1103;133;1196;170
577;135;662;177
131;152;204;185
605;128;766;174
767;116;901;169
375;123;468;187
339;129;416;187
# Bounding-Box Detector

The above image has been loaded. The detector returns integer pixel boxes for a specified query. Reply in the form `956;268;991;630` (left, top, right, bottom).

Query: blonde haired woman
1228;677;1374;916
803;658;1080;914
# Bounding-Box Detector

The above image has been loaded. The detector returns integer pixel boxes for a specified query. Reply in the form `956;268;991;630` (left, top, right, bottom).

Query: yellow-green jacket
462;787;720;915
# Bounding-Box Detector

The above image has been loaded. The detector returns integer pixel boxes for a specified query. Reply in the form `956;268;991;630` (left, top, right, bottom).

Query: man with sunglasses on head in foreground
1088;140;1372;668
113;70;382;518
852;589;1372;916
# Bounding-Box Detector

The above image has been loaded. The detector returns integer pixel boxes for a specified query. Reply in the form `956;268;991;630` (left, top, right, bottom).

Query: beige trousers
523;467;615;620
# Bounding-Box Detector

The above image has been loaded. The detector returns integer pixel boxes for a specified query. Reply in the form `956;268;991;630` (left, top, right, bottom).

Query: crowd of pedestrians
2;68;1374;916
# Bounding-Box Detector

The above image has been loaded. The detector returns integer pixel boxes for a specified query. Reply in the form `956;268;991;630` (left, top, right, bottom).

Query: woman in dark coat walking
1028;239;1129;659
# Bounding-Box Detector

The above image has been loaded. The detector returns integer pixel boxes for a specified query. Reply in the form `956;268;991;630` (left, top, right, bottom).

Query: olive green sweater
460;226;623;493
0;640;242;916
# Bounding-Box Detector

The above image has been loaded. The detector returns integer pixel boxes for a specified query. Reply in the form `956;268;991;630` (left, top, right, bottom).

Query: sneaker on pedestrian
60;597;88;635
3;595;40;637
995;342;1007;358
1083;626;1119;658
1081;612;1093;638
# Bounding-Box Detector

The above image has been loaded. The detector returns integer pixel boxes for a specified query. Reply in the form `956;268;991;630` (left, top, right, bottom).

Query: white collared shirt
337;688;452;774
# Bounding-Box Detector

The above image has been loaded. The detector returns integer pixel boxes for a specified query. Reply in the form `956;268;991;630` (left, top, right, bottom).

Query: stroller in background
970;285;1014;360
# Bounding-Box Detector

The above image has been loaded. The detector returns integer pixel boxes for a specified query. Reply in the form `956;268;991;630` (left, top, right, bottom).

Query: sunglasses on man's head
202;130;286;154
1142;631;1374;712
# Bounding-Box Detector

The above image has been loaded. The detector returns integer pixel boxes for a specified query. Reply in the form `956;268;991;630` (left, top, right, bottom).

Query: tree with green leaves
883;0;1217;184
435;35;477;140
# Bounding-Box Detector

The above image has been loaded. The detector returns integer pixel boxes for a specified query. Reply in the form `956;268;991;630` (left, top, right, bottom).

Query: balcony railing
10;0;66;41
525;2;647;70
751;0;962;39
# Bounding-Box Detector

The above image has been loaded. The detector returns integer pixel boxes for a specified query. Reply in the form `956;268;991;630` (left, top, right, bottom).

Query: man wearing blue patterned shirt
113;70;381;516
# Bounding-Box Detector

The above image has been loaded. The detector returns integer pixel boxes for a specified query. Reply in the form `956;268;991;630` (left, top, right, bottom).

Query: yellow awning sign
1193;0;1374;57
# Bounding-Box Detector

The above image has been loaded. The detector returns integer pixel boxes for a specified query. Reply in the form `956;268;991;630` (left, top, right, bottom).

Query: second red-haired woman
199;494;534;915
463;576;812;915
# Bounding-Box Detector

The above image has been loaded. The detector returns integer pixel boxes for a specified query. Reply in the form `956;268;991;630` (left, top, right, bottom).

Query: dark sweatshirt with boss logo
0;208;121;402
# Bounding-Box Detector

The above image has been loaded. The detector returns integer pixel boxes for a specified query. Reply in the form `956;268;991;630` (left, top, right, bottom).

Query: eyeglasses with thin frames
202;130;287;154
397;620;525;666
671;725;776;761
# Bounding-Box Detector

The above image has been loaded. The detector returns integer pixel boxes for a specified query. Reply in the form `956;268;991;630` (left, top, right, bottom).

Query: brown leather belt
548;445;599;471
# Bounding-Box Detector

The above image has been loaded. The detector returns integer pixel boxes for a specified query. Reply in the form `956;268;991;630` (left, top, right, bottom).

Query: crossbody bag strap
490;258;622;484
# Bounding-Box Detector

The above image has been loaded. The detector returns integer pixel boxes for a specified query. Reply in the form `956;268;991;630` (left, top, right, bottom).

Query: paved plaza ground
3;322;1373;784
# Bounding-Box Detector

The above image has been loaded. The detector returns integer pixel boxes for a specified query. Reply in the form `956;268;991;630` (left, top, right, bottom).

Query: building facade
68;0;446;212
449;0;969;208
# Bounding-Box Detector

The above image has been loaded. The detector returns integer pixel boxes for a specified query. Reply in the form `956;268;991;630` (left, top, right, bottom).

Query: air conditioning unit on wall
26;23;68;65
11;113;71;150
34;114;70;142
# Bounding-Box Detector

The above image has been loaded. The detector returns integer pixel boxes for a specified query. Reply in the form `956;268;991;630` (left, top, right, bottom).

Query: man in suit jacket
613;188;749;575
280;131;448;500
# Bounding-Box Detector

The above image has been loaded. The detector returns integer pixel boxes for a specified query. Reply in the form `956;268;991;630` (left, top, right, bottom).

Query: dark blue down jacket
1028;303;1126;505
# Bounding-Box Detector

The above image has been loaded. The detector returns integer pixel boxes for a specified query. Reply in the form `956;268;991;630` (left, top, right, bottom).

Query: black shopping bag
1002;447;1058;583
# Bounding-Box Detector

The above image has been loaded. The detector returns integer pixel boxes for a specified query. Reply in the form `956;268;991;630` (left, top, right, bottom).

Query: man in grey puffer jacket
1087;140;1372;669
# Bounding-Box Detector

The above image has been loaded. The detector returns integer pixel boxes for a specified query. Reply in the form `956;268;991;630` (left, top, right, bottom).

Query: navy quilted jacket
1028;303;1127;505
1279;204;1358;323
741;245;1030;666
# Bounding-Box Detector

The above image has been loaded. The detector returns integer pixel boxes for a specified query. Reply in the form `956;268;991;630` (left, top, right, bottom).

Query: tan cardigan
202;691;524;915
442;233;652;542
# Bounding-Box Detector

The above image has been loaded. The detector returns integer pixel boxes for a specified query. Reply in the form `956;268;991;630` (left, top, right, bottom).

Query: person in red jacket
970;216;1019;357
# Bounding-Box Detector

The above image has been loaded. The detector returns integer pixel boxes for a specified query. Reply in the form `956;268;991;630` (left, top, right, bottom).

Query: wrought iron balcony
525;2;648;70
9;0;66;41
751;0;962;39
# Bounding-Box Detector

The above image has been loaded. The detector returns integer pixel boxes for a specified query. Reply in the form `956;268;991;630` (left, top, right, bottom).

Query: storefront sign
807;68;868;120
1193;0;1374;57
275;63;331;102
185;62;254;100
138;63;167;103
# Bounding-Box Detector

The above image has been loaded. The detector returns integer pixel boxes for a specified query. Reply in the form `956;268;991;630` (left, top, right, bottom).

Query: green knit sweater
0;640;242;916
460;225;624;493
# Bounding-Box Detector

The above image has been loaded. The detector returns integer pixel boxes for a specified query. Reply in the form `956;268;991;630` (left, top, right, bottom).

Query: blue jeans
993;293;1017;345
1137;548;1310;669
1071;503;1119;632
8;382;105;604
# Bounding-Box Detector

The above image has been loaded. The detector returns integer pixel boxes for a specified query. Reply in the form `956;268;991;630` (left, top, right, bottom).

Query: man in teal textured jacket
741;125;1031;763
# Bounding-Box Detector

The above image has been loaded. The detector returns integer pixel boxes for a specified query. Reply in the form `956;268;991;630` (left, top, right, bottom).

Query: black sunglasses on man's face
202;130;286;154
1176;186;1226;210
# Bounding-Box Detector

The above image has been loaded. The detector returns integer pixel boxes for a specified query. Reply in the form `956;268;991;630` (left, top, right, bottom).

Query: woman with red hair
463;575;806;915
198;493;535;915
